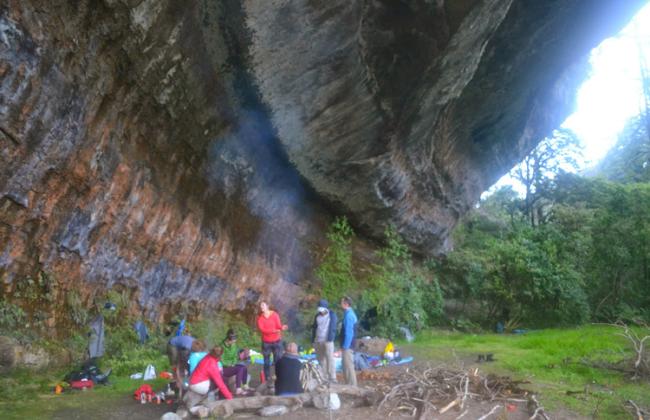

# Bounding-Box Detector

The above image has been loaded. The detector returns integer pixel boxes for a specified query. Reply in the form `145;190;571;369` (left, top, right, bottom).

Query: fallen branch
455;409;469;419
439;398;459;414
598;321;650;379
626;399;646;420
376;365;533;418
477;404;501;420
529;395;550;420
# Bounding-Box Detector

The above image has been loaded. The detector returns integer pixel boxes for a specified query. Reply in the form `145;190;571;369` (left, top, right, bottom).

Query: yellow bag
384;341;395;354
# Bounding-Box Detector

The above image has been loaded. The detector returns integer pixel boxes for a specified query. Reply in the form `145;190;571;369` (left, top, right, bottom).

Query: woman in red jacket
256;301;287;381
188;346;233;400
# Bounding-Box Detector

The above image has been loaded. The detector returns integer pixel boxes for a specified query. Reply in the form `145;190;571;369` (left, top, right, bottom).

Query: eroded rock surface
0;0;646;319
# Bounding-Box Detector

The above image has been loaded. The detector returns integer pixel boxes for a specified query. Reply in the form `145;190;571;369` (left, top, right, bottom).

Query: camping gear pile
251;339;415;374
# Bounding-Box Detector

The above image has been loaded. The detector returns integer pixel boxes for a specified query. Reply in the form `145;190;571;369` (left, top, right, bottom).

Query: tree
510;128;583;226
597;115;650;183
551;174;650;321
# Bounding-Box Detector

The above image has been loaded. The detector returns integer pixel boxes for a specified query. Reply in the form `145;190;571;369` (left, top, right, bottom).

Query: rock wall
0;0;646;321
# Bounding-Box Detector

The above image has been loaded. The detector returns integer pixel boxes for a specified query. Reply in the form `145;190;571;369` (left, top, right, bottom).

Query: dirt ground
49;360;585;419
51;394;171;420
44;366;578;420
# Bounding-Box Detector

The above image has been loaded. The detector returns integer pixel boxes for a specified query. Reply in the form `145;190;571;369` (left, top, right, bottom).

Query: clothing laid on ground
189;354;233;400
274;353;303;396
188;351;208;375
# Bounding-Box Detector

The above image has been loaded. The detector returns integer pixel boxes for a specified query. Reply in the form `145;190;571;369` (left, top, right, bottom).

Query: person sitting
221;329;249;395
274;342;304;396
188;346;233;400
188;339;208;375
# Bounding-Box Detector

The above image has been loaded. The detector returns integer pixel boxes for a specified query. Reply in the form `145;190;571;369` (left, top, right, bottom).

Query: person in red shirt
188;346;233;400
256;301;288;381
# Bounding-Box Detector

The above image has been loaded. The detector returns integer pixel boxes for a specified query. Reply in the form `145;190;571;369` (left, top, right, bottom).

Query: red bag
133;384;155;400
70;379;94;390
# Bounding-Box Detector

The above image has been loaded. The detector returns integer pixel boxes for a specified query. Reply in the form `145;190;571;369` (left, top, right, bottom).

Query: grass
2;324;648;418
403;325;650;419
0;366;172;419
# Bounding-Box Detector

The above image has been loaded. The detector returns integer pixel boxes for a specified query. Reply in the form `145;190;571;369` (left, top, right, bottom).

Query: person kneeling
275;342;304;396
188;346;233;402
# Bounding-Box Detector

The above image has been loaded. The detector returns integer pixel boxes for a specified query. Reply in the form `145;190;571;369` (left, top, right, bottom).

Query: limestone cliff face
0;0;646;320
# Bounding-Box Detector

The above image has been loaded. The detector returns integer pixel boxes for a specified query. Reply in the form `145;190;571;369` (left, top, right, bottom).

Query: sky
487;2;650;195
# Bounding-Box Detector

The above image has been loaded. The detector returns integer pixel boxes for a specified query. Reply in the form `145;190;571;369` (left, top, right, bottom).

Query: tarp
88;315;105;359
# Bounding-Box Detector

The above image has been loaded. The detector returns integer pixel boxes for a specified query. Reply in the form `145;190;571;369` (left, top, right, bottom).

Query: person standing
256;301;288;382
311;299;338;382
340;296;358;386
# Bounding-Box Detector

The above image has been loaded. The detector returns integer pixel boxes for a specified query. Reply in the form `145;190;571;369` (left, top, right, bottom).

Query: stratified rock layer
0;0;646;319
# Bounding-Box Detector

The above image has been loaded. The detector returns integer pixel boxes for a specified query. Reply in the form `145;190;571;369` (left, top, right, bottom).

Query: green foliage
12;271;56;304
441;208;590;327
0;301;27;335
192;314;258;350
510;128;583;226
104;343;169;376
65;290;90;327
597;115;650;183
360;226;444;337
551;174;650;321
315;216;356;303
441;160;650;328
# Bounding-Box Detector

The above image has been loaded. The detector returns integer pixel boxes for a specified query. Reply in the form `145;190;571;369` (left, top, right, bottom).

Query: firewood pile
374;365;549;419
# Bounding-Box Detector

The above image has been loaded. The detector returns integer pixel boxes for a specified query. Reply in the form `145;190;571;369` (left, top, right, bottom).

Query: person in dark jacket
311;298;338;382
275;342;303;396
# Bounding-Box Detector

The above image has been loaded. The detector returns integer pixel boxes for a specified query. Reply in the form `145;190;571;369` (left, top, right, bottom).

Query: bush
192;314;258;350
359;226;444;337
315;216;356;304
104;345;169;376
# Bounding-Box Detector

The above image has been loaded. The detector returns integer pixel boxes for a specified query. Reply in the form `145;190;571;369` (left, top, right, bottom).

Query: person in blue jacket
340;296;357;386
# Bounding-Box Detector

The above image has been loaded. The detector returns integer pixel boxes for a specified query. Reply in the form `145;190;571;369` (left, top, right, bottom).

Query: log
204;384;378;417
